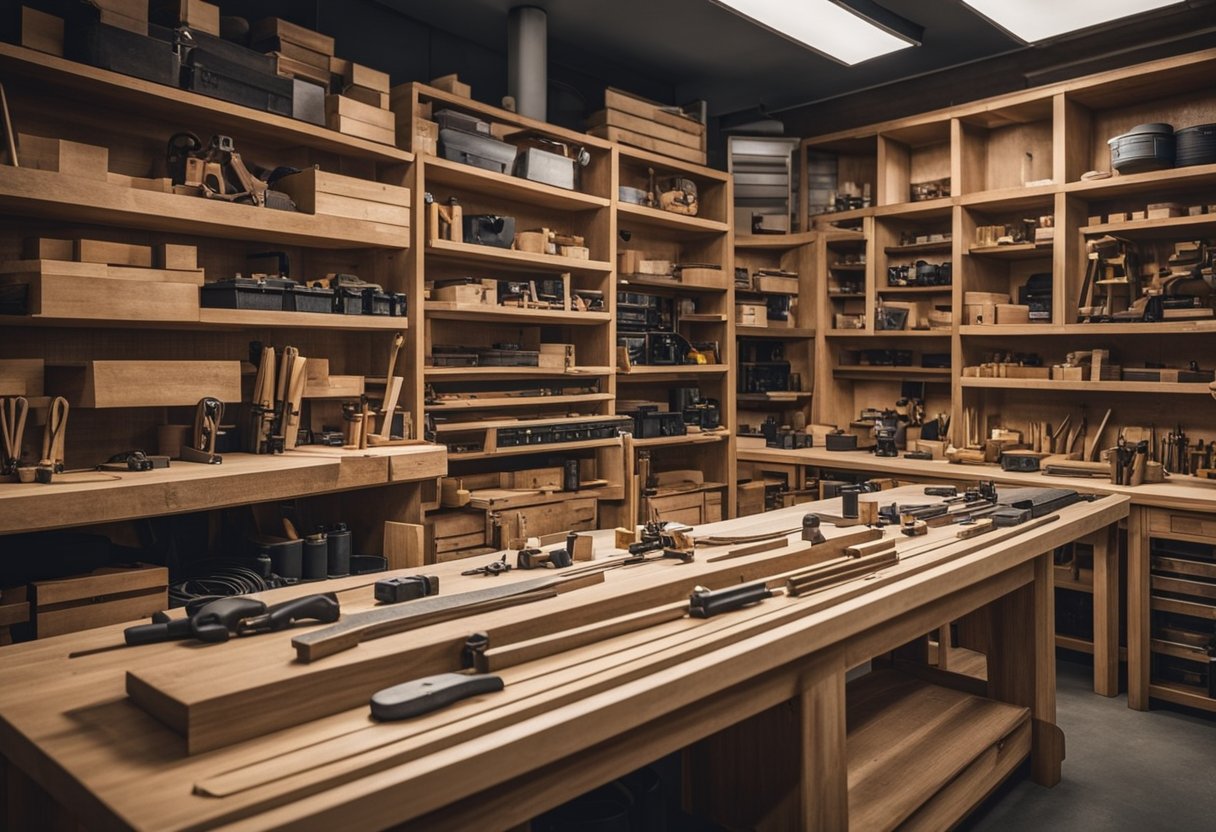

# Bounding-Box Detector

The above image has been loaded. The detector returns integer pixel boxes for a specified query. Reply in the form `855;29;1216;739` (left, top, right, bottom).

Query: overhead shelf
448;436;622;461
619;275;728;294
425;365;614;380
960;322;1216;335
966;243;1053;260
1081;213;1216;241
876;285;954;294
619;364;730;380
630;431;729;448
421;155;610;211
425;303;611;326
0;166;408;249
427;393;613;411
0;44;412;165
835;365;951;380
735;232;817;250
426;238;612;275
1066;163;1216;199
616;202;730;235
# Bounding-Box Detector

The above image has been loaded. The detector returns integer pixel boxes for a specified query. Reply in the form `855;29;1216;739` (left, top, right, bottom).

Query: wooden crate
0;272;199;321
19;6;63;56
46;360;241;407
31;564;167;639
17;134;108;180
325;94;394;131
0;359;44;397
276;168;410;227
492;496;597;548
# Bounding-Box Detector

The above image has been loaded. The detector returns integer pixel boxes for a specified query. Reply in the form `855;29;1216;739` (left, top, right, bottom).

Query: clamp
461;553;513;577
182;397;224;464
1;395;28;475
516;547;572;570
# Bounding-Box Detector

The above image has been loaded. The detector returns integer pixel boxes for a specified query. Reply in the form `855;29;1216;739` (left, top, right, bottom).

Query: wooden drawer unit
31;564;167;638
490;496;597;549
1148;509;1216;541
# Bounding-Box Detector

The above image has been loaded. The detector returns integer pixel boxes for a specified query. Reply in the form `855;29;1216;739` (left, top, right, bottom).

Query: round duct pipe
508;6;547;121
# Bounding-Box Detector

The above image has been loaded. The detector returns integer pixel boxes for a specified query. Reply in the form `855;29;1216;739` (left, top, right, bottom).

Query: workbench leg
1089;526;1119;697
985;554;1063;787
3;757;76;831
1127;507;1150;710
800;663;848;831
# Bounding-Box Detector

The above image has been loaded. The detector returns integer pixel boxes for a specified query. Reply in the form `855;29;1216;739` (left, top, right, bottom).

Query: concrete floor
963;658;1216;830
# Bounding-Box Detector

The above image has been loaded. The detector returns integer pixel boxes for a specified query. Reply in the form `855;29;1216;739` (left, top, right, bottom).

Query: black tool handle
124;616;193;645
237;593;340;635
689;583;772;618
370;672;504;721
190;597;268;643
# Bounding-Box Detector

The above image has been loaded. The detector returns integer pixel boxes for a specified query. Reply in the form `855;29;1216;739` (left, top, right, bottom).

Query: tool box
201;277;291;311
438;128;518;174
462;215;515;248
514;146;579;190
629;406;686;439
285;283;334;313
65;14;180;87
180;29;292;116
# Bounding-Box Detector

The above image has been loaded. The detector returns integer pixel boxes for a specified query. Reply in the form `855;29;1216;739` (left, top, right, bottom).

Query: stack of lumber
252;17;334;88
326;62;394;145
587;88;706;165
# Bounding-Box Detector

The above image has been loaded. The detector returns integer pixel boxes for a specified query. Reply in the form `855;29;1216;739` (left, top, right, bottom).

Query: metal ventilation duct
507;6;547;121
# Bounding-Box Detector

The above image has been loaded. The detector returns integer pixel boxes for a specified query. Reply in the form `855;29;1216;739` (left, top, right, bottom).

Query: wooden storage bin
275;168;411;228
31;564;167;638
0;272;199;322
46;360;241;407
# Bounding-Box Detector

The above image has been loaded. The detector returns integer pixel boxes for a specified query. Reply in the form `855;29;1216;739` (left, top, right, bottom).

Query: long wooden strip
189;511;1073;814
706;537;792;562
788;551;900;596
475;602;688;672
130;527;884;755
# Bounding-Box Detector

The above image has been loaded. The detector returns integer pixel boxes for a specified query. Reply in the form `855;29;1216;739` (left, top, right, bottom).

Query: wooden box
995;304;1031;325
32;564;168;638
964;303;997;326
18;134;108;180
753;274;799;294
325;94;393;130
677;267;724;288
347;63;391;94
1051;366;1086;381
251;16;333;55
430;73;470;97
493;496;597;548
20;6;63;55
433;280;496;305
276;168;410;227
1004;365;1051;380
737;303;767;327
0;359;44;396
539;343;575;369
737;481;766;517
76;239;153;267
46;360;241;407
0;272;199;322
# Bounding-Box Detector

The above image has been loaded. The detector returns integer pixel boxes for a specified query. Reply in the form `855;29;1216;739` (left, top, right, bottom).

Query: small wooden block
20;6;64;56
343;85;389;109
75;239;153;268
615;527;640;549
326;114;396;146
98;8;148;35
570;533;594;562
346;63;391;94
273;54;331;86
325;94;394;130
430;73;470;97
24;237;74;260
18;134;108;181
250;16;334;55
156;243;197;270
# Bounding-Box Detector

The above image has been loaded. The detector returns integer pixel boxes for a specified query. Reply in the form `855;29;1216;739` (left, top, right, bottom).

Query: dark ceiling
368;0;1210;118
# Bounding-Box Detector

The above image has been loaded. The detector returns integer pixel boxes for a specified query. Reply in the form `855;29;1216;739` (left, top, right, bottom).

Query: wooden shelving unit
0;43;442;598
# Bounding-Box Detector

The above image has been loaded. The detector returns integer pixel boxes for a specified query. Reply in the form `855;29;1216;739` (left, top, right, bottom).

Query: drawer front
1149;509;1216;540
1152;575;1216;601
1152;556;1216;582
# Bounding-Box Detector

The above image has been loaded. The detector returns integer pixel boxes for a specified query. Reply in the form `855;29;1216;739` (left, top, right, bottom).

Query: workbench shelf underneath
0;446;446;536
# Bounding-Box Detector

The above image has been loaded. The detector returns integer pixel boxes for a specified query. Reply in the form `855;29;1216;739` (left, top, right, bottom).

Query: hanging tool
281;351;307;449
36;397;69;481
369;332;406;445
181;398;223;464
247;345;276;454
1;396;28;476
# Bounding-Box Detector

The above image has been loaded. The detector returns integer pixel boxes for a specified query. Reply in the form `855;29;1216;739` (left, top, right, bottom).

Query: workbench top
739;443;1216;512
0;487;1128;831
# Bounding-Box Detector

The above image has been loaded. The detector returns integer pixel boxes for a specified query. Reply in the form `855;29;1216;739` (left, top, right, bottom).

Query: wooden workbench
0;485;1126;830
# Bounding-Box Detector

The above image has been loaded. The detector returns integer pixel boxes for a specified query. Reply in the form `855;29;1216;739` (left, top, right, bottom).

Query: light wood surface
0;487;1125;831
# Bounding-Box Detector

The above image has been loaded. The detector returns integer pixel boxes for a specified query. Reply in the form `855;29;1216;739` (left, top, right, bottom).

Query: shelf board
958;183;1057;211
425;303;610;325
847;670;1030;831
883;241;953;255
810;206;871;224
426;239;612;275
428;393;613;411
631;431;729;448
1055;635;1095;654
826;330;950;339
196;309;408;330
828;263;867;273
448;436;621;461
425;365;614;380
835;365;951;380
967;242;1053;260
734;232;816;250
1055;576;1095;594
827;292;867;300
433;414;623;432
680;313;728;323
737;326;815;339
1066;163;1216;199
0;166;409;249
619;275;727;294
619;364;729;380
616;202;730;235
877;285;954;294
421;155;609;211
736;392;811;403
1081;213;1216;241
1148;682;1216;713
0;447;446;536
0;44;411;165
872;198;953;219
964;321;1216;336
961;378;1212;394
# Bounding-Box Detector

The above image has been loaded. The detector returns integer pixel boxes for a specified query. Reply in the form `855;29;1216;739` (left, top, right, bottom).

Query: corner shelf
1080;214;1216;241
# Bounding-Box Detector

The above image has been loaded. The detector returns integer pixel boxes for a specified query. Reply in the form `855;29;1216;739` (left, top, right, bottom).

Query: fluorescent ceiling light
961;0;1185;43
709;0;918;66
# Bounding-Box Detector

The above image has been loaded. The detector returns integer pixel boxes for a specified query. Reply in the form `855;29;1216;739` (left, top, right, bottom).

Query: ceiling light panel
962;0;1185;43
709;0;917;65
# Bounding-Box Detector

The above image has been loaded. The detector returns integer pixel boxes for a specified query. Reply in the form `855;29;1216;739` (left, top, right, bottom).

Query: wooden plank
74;239;153;267
383;522;424;569
45;360;241;407
1;273;199;322
802;660;848;830
325;94;394;131
250;17;335;56
603;88;704;136
588;108;704;150
588;125;706;165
